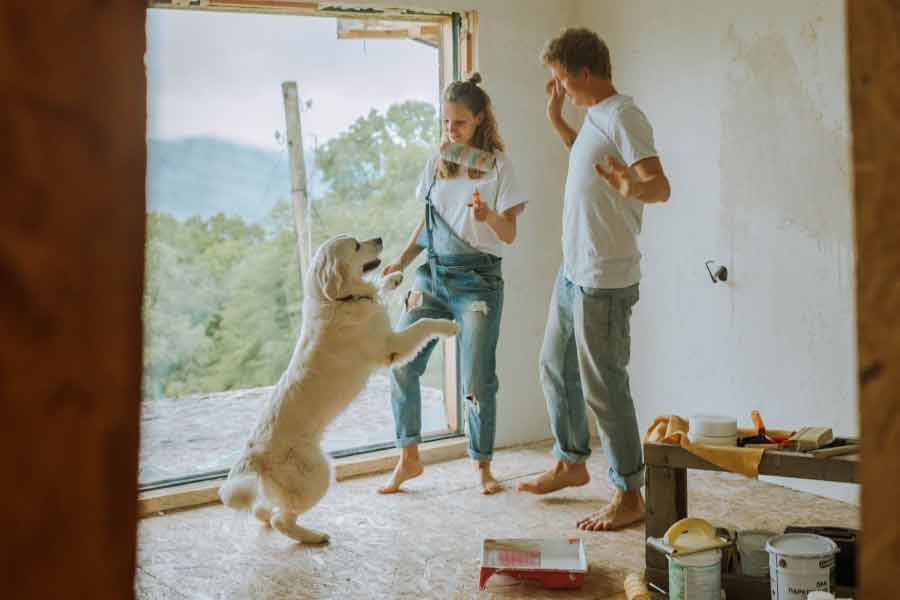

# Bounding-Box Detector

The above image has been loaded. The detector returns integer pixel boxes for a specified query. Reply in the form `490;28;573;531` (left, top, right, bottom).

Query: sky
146;9;440;151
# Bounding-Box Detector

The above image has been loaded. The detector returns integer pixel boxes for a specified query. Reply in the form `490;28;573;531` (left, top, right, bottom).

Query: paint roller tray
479;538;587;590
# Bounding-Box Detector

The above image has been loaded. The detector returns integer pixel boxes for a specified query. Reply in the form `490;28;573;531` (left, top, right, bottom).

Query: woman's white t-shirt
414;151;526;257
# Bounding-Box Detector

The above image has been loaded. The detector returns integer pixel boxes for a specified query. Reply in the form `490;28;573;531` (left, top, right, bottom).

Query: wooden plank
282;81;310;278
848;0;900;597
0;3;146;598
181;0;453;23
139;481;221;517
645;465;687;571
644;442;858;484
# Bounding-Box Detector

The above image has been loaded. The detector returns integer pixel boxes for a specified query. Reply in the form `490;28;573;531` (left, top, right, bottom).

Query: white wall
346;1;859;504
575;0;857;502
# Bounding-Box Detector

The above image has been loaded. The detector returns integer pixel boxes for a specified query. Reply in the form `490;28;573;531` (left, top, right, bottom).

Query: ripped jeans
390;254;504;461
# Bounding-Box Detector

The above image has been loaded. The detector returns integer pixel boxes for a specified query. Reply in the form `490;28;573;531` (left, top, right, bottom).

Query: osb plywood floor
136;441;858;599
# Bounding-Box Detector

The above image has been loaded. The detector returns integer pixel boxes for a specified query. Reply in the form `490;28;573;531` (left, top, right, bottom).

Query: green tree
143;100;442;399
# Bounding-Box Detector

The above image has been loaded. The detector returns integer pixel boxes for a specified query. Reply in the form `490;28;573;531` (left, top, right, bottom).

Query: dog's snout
374;237;383;247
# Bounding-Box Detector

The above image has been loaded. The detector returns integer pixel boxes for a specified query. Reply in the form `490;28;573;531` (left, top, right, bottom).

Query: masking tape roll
624;572;652;600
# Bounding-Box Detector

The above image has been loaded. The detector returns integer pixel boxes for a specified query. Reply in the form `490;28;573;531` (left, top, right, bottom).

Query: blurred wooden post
848;1;900;597
1;2;145;598
282;81;310;280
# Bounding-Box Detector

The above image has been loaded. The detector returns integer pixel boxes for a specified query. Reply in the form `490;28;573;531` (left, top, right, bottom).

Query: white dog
219;235;458;543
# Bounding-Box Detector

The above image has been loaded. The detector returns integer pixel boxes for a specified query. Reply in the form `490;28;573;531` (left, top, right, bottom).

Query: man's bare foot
377;457;424;494
576;489;645;531
477;461;504;495
516;461;590;494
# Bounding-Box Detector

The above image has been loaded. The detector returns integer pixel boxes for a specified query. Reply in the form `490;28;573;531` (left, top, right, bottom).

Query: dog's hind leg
388;318;459;366
219;474;258;510
270;510;329;544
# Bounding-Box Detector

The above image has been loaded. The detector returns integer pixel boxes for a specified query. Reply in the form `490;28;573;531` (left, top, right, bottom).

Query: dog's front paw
382;272;403;290
436;320;460;337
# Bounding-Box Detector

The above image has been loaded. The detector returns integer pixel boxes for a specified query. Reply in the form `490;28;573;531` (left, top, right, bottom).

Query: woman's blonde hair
437;72;505;180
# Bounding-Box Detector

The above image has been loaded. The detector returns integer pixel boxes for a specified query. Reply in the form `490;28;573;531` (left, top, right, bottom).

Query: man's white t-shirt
563;94;658;288
415;151;525;257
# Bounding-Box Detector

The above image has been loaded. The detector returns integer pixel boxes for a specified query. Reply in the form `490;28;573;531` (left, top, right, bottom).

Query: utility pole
282;81;310;281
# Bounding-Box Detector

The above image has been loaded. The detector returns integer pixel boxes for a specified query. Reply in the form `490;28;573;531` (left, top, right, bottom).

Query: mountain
147;137;323;223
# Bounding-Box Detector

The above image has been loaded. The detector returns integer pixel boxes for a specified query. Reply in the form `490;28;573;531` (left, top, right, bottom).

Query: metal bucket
668;549;721;600
766;533;837;600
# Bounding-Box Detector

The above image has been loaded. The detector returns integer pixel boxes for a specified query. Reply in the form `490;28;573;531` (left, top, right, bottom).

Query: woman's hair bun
467;72;482;85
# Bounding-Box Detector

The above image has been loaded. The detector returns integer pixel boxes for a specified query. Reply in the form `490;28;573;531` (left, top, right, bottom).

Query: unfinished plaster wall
576;1;857;501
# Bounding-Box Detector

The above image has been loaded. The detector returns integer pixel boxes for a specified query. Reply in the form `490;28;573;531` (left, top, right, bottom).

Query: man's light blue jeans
539;267;644;491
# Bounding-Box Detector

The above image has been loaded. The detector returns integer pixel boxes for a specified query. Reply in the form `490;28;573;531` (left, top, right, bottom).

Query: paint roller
439;141;496;173
623;573;652;600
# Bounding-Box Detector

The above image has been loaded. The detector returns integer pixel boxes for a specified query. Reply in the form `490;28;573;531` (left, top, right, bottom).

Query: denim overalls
390;168;504;461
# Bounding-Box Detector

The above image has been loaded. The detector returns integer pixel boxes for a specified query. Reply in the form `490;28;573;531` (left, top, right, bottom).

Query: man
517;28;670;531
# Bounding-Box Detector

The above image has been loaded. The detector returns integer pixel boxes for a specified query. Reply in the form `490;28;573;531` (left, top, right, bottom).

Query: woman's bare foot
378;447;424;494
576;489;645;531
477;461;504;495
516;461;590;494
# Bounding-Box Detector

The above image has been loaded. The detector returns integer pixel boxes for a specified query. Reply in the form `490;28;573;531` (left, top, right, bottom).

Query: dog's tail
219;474;258;510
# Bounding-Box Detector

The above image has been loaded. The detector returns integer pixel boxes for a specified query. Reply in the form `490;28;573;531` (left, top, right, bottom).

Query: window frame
141;1;477;493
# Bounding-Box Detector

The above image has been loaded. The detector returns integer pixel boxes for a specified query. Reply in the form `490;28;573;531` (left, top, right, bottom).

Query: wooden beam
282;81;310;278
848;1;900;597
644;442;858;484
645;465;687;572
0;2;146;598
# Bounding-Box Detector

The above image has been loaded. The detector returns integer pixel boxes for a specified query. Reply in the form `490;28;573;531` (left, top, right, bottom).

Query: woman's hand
382;260;405;276
468;190;493;222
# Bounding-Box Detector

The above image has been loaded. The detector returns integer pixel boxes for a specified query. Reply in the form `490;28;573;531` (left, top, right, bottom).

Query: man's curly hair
541;28;612;80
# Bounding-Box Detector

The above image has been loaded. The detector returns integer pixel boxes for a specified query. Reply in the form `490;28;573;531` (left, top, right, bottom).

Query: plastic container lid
765;533;838;557
689;414;737;437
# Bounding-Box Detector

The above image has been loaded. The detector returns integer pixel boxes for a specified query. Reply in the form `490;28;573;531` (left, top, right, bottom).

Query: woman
378;73;526;495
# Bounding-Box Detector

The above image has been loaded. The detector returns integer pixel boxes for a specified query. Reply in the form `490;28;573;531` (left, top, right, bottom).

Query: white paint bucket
766;533;837;600
736;529;775;577
668;549;721;600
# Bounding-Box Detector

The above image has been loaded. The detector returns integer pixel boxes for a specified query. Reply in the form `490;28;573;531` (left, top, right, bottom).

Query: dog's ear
315;252;346;301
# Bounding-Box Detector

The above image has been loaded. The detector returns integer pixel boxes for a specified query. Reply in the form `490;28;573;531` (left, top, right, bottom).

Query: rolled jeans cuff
468;449;493;462
609;464;645;491
396;434;422;448
552;445;591;465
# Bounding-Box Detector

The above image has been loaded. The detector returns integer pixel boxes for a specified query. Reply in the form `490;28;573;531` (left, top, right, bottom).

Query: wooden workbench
644;441;858;599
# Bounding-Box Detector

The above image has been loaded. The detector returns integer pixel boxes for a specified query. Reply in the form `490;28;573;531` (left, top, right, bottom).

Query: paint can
667;549;721;600
736;529;775;577
766;533;837;600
